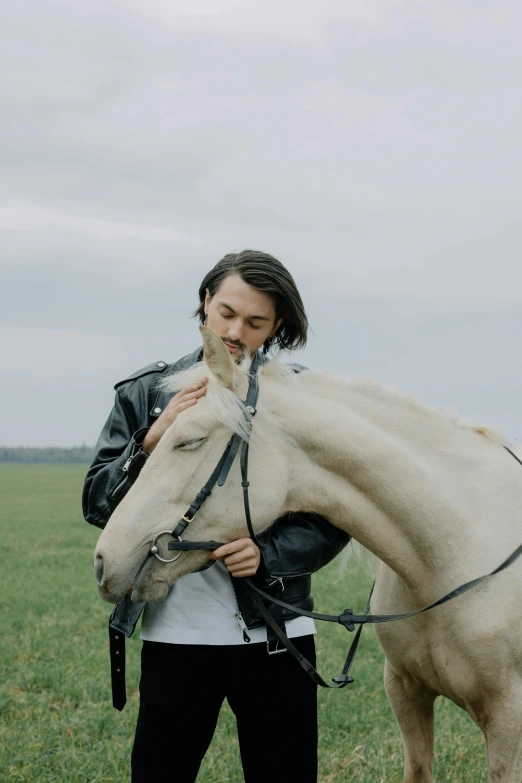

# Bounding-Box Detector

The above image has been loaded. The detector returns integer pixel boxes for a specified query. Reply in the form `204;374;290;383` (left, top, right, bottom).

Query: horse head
94;327;289;604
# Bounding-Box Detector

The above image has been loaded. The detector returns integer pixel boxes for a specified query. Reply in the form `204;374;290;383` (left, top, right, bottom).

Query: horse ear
200;326;236;389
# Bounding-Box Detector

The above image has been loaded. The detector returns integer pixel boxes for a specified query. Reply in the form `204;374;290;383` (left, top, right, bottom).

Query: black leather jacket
83;346;349;632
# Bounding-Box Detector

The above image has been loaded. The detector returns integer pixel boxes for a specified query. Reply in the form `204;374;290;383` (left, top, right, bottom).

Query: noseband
149;356;264;564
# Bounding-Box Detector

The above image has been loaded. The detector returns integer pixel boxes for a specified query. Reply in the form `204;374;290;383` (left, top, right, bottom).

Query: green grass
0;465;487;782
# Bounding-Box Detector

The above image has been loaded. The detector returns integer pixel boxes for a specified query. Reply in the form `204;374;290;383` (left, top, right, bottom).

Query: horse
95;327;522;783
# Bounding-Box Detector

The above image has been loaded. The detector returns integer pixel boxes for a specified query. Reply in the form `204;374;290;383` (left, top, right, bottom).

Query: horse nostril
95;555;104;586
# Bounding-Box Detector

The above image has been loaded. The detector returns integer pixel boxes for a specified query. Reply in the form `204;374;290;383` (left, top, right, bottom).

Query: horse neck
263;378;486;591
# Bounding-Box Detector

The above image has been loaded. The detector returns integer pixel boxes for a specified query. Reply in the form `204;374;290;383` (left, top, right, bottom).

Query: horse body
95;329;522;782
277;371;522;782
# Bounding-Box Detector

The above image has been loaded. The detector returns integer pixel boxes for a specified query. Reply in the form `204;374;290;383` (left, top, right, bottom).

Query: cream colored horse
95;328;522;783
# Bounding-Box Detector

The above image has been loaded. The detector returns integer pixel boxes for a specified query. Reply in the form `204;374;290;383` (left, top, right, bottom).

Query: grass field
0;465;488;782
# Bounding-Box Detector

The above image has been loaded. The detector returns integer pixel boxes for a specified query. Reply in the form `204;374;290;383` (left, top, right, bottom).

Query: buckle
332;674;354;686
267;640;287;656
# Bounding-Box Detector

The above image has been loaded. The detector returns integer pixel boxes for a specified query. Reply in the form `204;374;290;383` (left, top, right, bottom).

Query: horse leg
384;659;436;783
480;696;522;783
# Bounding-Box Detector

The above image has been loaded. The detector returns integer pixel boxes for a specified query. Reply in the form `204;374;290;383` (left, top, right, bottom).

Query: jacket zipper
267;576;285;591
110;457;133;499
234;610;251;642
229;575;251;643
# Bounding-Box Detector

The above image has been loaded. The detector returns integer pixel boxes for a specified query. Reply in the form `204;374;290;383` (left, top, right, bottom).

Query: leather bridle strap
169;356;262;542
505;445;522;467
168;540;225;551
239;437;265;552
170;438;236;539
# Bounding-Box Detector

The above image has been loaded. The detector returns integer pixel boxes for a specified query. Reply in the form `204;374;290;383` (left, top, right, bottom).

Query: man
83;250;349;783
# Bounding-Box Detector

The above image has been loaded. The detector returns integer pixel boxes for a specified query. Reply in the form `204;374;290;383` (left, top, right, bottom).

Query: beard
221;339;247;365
231;345;254;371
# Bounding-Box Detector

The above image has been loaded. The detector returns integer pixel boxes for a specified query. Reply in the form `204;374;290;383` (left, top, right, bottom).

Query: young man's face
204;273;283;360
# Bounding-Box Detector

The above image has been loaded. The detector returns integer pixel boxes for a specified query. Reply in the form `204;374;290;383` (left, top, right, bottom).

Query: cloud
0;327;127;381
0;0;521;445
0;199;200;280
114;0;430;44
0;201;194;244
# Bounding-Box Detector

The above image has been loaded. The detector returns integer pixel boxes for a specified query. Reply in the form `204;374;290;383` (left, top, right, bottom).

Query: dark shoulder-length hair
194;249;309;355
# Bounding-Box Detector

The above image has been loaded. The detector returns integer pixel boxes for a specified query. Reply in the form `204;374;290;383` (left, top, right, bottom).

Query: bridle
143;360;522;693
148;353;265;565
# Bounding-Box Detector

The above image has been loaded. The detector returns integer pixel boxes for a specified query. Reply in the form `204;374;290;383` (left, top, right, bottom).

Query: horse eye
176;438;206;451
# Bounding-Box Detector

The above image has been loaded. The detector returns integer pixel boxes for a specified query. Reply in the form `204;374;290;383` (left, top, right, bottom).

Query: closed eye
176;438;206;451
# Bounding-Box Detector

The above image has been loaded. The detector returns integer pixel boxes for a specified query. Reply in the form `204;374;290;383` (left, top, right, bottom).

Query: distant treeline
0;446;95;464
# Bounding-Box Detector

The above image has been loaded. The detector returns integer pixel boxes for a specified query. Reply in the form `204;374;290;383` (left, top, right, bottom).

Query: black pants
131;636;318;783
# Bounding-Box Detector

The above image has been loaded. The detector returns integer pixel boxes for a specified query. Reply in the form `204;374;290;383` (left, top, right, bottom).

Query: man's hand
143;378;208;454
210;539;261;577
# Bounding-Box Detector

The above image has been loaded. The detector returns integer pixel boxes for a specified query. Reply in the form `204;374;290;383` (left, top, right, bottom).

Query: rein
158;533;522;691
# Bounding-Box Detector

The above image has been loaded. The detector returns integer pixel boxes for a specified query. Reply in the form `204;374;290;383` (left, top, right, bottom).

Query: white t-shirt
140;561;315;645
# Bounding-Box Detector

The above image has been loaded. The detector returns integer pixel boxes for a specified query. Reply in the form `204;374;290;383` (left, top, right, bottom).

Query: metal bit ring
150;531;183;563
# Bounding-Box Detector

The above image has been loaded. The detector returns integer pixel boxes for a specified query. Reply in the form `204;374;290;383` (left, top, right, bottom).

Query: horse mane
264;361;509;448
160;357;510;450
159;361;254;442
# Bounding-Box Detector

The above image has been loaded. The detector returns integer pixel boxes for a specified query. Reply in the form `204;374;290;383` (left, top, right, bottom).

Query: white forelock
159;361;253;441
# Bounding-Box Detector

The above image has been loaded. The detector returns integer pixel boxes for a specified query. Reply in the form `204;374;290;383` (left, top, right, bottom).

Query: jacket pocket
269;572;312;580
110;444;149;500
110;473;131;500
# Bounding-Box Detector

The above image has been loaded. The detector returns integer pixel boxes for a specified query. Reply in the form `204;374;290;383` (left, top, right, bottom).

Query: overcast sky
1;0;521;447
